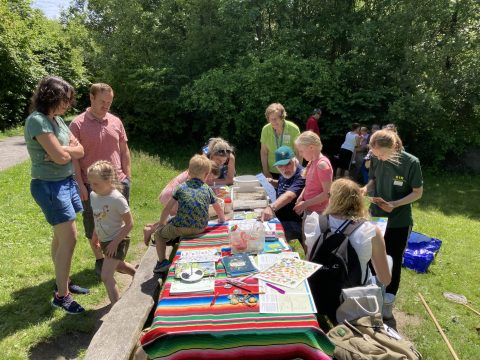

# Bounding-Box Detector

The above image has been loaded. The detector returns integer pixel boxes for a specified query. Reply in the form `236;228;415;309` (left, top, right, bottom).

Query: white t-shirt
341;131;358;152
90;189;130;242
307;216;376;280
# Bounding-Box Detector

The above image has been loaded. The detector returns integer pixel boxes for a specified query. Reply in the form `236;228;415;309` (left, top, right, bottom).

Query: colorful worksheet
255;256;322;288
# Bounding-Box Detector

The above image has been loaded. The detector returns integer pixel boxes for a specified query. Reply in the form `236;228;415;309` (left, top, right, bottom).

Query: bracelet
269;204;277;212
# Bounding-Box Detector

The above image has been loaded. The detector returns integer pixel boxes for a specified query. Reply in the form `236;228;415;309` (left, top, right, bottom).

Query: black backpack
308;215;367;323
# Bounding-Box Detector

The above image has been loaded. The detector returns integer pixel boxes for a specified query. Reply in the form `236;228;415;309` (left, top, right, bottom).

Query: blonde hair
188;154;212;179
295;131;323;177
265;103;287;122
369;129;403;164
90;83;113;97
87;160;123;191
324;178;368;220
207;137;234;156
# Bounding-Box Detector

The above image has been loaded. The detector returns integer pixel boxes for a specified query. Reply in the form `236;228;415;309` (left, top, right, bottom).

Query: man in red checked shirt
306;108;322;137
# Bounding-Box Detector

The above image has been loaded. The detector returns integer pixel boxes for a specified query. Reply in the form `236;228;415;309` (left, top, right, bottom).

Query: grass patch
0;125;24;140
0;150;478;359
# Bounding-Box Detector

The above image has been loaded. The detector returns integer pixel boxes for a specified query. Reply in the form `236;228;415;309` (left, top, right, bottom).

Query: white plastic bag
304;211;320;258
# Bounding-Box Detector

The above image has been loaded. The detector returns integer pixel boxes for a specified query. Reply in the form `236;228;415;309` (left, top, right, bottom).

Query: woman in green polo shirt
24;76;87;314
362;129;423;298
260;103;302;179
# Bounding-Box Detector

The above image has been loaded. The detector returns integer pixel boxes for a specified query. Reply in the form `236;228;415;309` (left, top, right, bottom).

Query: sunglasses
215;149;231;156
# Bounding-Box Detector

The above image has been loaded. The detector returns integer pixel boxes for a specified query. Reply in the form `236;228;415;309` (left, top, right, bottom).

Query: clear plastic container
230;221;265;254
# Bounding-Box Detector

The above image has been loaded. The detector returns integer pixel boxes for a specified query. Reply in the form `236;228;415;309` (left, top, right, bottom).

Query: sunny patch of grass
0;125;24;140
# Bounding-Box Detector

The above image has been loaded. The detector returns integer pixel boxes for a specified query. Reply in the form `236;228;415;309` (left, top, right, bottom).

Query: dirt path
0;135;29;171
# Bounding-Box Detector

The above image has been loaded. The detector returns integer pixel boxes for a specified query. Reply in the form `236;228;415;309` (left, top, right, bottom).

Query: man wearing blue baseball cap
261;145;305;242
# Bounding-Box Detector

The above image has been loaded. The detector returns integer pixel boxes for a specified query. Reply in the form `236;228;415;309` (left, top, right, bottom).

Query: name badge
283;134;291;144
393;180;403;186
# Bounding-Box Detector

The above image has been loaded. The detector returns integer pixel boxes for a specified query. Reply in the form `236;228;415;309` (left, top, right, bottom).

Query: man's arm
120;140;131;178
261;190;297;221
72;158;88;201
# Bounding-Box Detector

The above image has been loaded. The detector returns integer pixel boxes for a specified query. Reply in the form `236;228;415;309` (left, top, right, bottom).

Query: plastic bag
402;231;442;273
304;211;320;258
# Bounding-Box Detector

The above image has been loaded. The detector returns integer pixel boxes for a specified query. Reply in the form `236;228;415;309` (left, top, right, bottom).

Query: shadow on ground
28;304;111;360
0;269;99;346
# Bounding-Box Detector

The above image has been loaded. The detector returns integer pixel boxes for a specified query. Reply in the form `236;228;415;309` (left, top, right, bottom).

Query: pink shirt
303;155;333;213
70;109;128;183
159;171;189;206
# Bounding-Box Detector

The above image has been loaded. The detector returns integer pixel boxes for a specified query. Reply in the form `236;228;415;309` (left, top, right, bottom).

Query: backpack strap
318;214;330;234
342;218;368;283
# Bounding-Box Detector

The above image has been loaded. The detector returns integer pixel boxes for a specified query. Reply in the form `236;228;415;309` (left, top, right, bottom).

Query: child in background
293;131;333;242
148;154;225;273
142;160;220;244
88;161;136;305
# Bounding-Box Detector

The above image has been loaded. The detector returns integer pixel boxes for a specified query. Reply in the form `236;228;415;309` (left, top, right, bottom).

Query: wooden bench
84;244;174;360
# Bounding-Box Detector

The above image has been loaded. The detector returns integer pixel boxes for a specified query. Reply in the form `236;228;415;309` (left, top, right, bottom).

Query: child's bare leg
116;260;136;276
101;258;121;304
143;223;156;245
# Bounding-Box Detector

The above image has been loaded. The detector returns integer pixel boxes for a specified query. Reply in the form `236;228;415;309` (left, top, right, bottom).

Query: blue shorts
30;176;83;226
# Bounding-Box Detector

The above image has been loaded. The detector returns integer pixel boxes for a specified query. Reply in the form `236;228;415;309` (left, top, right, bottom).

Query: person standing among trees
361;129;423;299
305;108;322;137
261;103;302;180
336;123;361;179
24;76;88;314
70;83;132;276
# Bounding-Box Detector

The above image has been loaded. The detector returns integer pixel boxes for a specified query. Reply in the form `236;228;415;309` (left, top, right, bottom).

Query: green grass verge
0;151;478;359
0;125;24;140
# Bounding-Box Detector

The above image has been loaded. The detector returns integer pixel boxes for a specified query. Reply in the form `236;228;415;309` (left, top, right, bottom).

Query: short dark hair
29;76;75;115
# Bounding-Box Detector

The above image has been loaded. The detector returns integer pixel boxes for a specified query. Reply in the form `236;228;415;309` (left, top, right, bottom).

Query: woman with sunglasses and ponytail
203;137;236;186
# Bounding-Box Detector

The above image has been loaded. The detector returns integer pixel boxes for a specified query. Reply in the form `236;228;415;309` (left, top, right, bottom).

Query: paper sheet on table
178;249;221;263
370;217;388;237
259;280;317;313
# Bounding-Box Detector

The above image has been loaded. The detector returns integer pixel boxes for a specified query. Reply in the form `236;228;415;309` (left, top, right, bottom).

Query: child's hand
92;233;101;249
105;241;119;258
293;200;307;215
218;217;226;224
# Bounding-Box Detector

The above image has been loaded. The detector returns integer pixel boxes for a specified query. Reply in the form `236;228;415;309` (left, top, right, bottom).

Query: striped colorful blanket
141;224;334;359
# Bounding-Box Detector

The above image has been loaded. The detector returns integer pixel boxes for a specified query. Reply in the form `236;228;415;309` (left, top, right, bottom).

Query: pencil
226;280;252;293
210;292;219;306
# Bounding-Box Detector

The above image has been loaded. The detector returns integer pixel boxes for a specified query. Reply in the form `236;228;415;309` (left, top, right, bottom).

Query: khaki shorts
153;223;204;244
100;239;130;261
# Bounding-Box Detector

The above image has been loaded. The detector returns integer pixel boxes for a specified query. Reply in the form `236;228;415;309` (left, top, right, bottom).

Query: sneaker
68;282;89;295
55;282;89;295
153;259;171;274
52;293;85;314
95;258;104;276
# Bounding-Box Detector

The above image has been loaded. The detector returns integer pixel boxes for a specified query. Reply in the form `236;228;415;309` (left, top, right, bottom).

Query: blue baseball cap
273;146;295;166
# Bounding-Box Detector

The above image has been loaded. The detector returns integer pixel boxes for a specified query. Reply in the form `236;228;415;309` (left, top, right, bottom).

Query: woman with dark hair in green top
24;76;87;314
361;129;423;299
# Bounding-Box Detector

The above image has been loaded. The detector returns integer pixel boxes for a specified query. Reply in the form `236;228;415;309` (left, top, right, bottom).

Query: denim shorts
31;176;83;226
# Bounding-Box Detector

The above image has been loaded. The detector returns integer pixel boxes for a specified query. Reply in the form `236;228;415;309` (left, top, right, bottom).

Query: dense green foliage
76;0;479;166
1;0;479;166
0;0;89;130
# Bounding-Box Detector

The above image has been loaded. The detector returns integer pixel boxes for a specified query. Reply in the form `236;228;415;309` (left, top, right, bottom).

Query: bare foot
143;224;154;246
